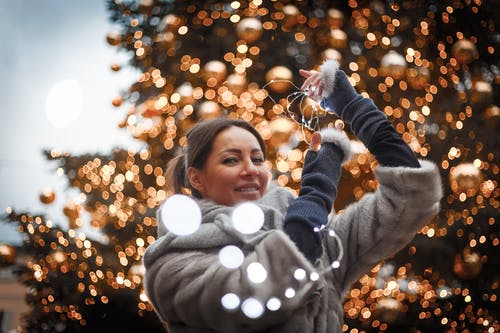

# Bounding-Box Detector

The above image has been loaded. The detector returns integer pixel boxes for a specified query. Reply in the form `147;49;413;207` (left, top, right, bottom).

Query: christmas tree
3;0;499;331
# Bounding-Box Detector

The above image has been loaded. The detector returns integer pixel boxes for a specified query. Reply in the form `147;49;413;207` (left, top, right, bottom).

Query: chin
234;193;262;204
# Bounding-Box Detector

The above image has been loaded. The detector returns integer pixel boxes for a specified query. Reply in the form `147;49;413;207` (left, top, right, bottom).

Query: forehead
213;126;262;150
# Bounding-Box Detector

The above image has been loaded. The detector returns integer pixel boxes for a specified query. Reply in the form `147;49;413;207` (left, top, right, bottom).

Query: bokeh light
160;195;201;235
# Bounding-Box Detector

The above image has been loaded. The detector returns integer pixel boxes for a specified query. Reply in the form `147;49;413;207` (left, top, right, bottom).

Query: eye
222;157;239;164
252;156;265;164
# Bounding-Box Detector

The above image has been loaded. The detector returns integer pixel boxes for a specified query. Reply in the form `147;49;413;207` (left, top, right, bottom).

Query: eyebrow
218;148;263;156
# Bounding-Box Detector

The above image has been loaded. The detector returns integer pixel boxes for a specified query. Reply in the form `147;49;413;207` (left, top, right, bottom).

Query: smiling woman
45;79;83;128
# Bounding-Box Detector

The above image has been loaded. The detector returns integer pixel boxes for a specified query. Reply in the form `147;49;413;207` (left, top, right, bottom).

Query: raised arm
301;60;442;291
283;126;352;263
300;59;419;168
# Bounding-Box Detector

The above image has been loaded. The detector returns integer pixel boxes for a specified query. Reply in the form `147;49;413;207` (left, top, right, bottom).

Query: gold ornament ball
282;5;300;29
328;28;347;49
380;50;407;80
449;163;483;194
175;82;195;106
454;250;482;280
160;14;182;32
482;105;500;130
224;74;247;95
236;17;263;43
327;8;344;28
112;96;123;107
265;66;293;93
198;101;223;120
451;39;479;65
470;80;493;106
106;32;122;46
268;118;296;148
203;60;227;84
407;67;430;89
321;48;343;64
0;243;16;267
39;188;56;204
374;297;403;324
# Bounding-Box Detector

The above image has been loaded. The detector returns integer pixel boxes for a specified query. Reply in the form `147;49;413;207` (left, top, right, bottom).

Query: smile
235;186;260;192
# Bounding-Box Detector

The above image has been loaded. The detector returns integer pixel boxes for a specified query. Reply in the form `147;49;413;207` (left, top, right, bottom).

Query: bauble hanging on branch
470;80;493;107
175;82;195;107
451;39;479;65
380;50;407;80
236;17;263;43
197;101;223;120
0;243;16;267
374;297;404;324
482;105;500;130
39;188;56;204
106;32;122;46
321;48;343;66
265;66;293;93
268;118;296;148
328;28;347;49
449;163;483;194
110;64;121;72
203;60;227;85
327;8;344;29
224;74;247;96
160;14;182;33
282;5;300;29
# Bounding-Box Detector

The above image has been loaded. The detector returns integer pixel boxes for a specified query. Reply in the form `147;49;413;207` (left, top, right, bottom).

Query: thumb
310;132;322;152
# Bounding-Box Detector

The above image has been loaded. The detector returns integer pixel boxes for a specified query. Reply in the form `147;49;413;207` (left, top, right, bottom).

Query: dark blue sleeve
284;142;344;263
321;69;420;168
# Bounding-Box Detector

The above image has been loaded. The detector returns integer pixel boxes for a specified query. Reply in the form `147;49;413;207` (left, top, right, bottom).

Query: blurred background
0;0;498;332
0;0;140;244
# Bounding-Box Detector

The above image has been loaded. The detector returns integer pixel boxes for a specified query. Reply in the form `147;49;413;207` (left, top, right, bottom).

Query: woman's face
188;126;269;206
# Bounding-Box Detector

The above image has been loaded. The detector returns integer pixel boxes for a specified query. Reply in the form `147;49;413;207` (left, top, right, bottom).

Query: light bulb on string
262;79;331;142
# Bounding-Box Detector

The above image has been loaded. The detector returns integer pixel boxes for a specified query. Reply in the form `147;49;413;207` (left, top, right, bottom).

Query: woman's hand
309;121;345;152
299;69;324;102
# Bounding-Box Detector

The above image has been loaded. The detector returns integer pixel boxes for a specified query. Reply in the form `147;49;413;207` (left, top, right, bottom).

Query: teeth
236;187;258;192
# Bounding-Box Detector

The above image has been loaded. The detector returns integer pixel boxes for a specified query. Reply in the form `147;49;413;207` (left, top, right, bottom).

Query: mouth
235;185;260;193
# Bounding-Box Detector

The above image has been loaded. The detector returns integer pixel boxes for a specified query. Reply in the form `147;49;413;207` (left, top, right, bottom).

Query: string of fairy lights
2;0;498;331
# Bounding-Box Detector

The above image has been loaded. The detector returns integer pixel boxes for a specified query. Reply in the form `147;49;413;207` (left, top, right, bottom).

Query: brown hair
166;118;266;198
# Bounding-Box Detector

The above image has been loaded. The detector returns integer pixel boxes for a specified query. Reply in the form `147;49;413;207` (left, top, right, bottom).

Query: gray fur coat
143;160;442;333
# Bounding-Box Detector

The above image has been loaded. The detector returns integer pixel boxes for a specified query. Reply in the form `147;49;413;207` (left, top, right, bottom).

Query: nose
241;159;259;176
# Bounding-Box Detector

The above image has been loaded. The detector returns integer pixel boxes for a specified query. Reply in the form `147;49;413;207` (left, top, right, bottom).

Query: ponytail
166;153;189;195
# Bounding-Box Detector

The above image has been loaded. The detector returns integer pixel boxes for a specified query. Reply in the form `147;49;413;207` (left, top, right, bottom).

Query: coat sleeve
323;160;442;292
144;230;320;332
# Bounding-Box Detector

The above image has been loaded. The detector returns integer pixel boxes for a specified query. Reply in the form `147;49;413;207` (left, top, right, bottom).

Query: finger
334;120;344;131
310;132;322;152
301;72;321;90
301;76;315;90
317;84;323;97
299;69;312;79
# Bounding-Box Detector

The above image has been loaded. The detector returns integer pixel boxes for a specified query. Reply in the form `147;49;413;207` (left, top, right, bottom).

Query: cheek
259;167;270;184
216;169;239;185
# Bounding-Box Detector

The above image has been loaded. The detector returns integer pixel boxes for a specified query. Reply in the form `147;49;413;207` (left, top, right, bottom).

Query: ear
187;167;205;194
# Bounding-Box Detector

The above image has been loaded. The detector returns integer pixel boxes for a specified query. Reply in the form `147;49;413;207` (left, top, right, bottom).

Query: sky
0;0;143;243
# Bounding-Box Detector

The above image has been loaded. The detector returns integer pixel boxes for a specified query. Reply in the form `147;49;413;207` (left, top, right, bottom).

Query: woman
143;60;443;332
